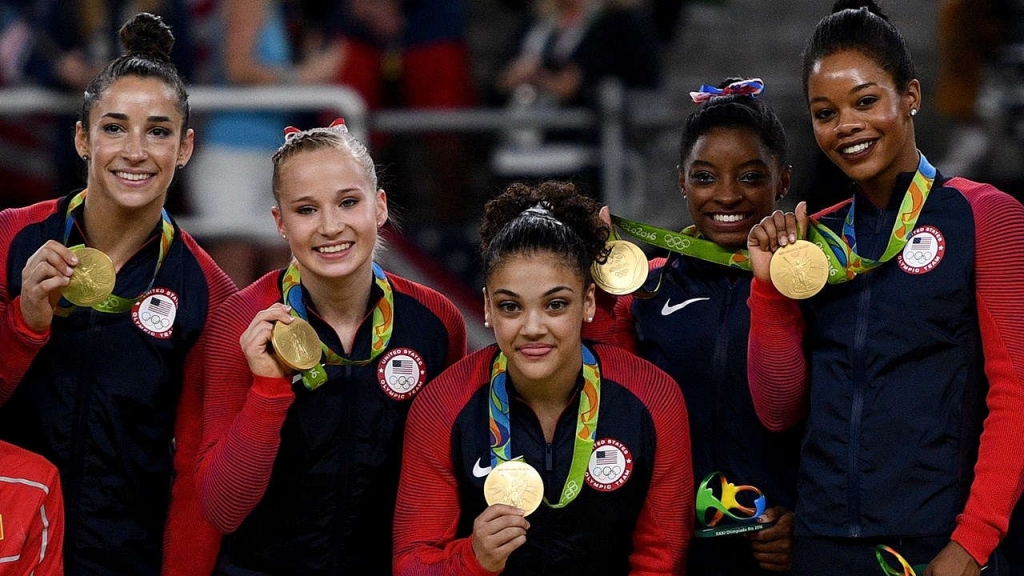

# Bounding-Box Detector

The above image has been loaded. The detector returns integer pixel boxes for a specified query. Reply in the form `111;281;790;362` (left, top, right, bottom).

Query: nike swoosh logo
661;297;710;316
472;458;492;478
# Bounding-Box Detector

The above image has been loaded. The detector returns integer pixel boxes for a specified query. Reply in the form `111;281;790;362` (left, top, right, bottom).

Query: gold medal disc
769;240;830;300
62;246;116;307
591;240;649;295
271;317;322;371
483;460;544;516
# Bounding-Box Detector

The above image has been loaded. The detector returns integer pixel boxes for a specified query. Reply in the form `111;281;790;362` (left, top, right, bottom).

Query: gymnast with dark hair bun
394;180;692;575
0;12;236;575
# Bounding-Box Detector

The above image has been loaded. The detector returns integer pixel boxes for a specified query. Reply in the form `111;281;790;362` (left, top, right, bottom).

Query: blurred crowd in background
1;0;1023;290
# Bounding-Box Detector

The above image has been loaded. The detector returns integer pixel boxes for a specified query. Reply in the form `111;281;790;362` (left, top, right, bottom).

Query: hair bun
831;0;888;19
119;13;174;62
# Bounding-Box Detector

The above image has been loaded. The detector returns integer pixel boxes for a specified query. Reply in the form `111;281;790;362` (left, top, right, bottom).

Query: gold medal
769;240;830;300
591;240;649;295
271;317;322;372
483;460;544;516
62;246;115;307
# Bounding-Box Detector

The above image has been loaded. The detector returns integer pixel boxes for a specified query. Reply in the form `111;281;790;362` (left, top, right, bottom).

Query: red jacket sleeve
583;256;669;352
21;456;64;576
162;235;237;576
746;277;808;431
392;356;497;576
0;203;59;406
623;353;692;575
948;180;1024;564
195;280;296;534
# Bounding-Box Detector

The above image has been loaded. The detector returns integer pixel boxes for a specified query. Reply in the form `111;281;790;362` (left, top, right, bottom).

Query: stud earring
281;234;287;240
81;155;89;161
586;316;593;323
910;109;918;117
176;164;184;170
484;320;490;328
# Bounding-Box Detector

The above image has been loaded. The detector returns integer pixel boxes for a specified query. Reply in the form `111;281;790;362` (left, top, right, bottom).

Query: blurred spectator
311;0;476;224
185;0;342;286
487;0;660;199
933;0;1007;178
494;0;660;108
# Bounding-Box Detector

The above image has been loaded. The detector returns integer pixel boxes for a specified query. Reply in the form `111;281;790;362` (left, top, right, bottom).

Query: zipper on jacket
712;282;735;468
847;277;873;537
545;443;553;472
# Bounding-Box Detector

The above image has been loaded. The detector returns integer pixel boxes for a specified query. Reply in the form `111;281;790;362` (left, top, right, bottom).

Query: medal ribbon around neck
610;215;751;270
56;190;174;315
280;259;394;390
488;344;600;509
807;153;935;284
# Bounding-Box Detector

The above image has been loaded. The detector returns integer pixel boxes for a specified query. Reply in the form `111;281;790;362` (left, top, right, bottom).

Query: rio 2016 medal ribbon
271;317;322;372
695;471;773;538
62;246;116;307
769;240;830;300
483;460;544;516
875;545;928;576
591;240;648;295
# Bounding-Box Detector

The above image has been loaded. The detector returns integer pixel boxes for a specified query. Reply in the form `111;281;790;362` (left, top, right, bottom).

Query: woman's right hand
19;240;77;332
471;504;530;572
240;303;295;379
747;201;809;282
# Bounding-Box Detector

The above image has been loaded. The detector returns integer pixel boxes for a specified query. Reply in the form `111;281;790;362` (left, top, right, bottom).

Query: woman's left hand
747;506;794;572
925;541;981;576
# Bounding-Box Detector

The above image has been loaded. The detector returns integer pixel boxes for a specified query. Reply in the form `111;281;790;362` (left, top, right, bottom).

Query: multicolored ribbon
489;344;600;509
280;259;394;390
55;190;174;316
695;471;767;527
807;153;936;284
689;78;764;104
875;545;928;576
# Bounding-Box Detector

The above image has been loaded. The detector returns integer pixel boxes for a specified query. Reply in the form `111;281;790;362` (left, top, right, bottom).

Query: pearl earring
910;109;918;117
484;320;490;328
81;155;89;161
586;317;593;323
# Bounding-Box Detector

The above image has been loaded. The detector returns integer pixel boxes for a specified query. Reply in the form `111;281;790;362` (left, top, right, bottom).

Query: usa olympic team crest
131;288;178;339
897;225;945;275
585;438;633;492
377;347;426;401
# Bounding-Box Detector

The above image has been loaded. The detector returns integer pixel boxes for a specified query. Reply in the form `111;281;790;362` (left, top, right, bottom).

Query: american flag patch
595;450;617;465
391;359;415;375
148;297;173;315
911;236;932;250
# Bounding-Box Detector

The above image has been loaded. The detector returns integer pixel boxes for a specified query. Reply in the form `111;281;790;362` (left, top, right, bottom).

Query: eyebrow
688;159;768;170
809;81;879;104
287;188;364;204
493;285;576;298
100;112;174;123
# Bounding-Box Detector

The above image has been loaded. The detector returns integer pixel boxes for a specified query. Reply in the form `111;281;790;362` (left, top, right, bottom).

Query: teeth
842;142;871;154
115;171;151;181
713;213;747;223
317;243;352;253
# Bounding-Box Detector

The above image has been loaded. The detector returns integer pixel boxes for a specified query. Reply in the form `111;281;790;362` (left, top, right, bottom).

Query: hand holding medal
62;246;116;307
483;460;544;516
748;201;829;299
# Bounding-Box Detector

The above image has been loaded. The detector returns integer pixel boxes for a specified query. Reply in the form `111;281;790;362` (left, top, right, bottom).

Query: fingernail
789;233;797;243
779;237;788;246
70;256;79;265
66;267;74;275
